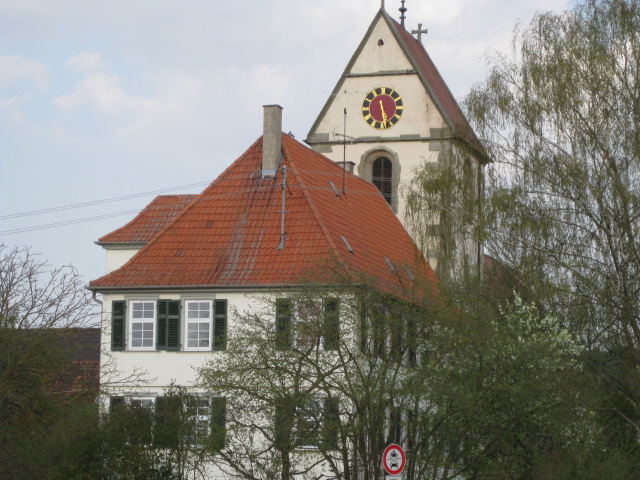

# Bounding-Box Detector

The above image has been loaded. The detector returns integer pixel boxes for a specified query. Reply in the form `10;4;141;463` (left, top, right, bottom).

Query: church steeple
399;0;407;28
306;7;487;275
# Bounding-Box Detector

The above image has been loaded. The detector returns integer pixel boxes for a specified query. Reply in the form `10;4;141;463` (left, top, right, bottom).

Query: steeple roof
89;134;436;296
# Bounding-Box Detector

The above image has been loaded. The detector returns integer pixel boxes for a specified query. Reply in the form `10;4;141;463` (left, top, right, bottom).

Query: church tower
306;4;488;278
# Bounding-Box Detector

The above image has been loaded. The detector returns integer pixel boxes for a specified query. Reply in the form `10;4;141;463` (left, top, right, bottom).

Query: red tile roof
90;134;437;296
98;195;196;244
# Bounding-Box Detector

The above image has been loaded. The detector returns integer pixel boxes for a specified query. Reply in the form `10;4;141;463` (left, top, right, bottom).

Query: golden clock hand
379;99;388;128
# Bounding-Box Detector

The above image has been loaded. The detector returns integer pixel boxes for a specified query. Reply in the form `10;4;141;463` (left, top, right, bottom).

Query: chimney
338;161;356;174
262;105;283;177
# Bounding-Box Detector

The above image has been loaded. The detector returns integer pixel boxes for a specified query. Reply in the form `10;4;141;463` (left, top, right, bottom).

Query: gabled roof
90;134;436;295
307;8;488;161
97;195;196;245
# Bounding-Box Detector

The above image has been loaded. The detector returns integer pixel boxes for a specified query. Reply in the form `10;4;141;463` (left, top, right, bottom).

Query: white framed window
129;396;155;410
296;299;323;349
276;298;340;351
185;300;212;351
296;397;324;448
273;395;339;450
186;396;212;438
129;301;156;350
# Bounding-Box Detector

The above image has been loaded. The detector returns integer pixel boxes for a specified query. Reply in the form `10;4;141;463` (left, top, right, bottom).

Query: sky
1;0;572;285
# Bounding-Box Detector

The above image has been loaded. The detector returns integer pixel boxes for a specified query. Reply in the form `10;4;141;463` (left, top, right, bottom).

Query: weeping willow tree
408;0;640;472
404;143;484;283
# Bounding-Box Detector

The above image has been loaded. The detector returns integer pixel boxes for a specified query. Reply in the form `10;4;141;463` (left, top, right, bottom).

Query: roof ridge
281;135;352;277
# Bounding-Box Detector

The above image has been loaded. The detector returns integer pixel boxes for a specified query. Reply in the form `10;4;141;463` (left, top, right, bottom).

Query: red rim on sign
382;444;406;475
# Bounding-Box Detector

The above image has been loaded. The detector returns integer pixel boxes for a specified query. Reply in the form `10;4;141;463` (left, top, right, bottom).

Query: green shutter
167;300;180;350
111;301;126;351
109;396;125;413
407;316;418;367
209;397;226;451
156;300;167;349
275;298;292;350
323;397;340;450
157;300;180;350
359;301;369;354
373;304;386;358
323;298;340;350
213;300;227;351
274;395;295;450
153;395;181;448
391;312;404;363
389;407;402;445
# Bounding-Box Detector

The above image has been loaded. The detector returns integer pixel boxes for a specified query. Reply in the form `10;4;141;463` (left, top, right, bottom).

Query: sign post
382;443;406;477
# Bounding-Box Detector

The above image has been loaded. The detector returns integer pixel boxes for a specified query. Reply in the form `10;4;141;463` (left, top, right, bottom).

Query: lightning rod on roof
399;0;407;28
342;90;347;195
277;165;287;250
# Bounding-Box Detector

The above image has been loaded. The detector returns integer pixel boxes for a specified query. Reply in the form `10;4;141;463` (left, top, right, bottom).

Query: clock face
362;87;403;129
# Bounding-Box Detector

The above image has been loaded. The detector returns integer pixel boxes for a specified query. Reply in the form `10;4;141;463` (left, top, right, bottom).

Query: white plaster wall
104;248;140;274
99;290;344;480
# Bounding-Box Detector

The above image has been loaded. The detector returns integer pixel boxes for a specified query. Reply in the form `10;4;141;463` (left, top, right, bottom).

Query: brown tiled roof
98;195;196;244
90;134;436;295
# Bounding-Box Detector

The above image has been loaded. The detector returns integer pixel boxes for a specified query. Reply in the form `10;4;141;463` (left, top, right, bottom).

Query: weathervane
411;23;428;43
399;0;407;28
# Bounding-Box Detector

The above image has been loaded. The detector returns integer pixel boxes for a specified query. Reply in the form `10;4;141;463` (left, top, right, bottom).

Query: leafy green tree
197;277;595;480
100;385;222;480
428;290;591;480
465;0;640;450
0;245;98;478
406;0;640;475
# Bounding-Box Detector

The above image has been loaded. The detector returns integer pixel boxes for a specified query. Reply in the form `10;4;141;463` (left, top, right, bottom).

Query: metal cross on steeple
399;0;407;28
411;23;428;43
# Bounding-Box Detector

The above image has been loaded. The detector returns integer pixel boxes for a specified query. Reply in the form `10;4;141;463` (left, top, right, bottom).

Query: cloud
64;53;109;74
0;55;49;91
1;94;30;124
53;73;150;116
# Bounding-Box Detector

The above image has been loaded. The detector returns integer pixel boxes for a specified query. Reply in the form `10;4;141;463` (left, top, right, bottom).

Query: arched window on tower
372;157;393;206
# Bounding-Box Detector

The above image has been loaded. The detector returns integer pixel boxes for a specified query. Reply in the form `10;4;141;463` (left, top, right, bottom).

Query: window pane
372;157;392;205
186;302;212;349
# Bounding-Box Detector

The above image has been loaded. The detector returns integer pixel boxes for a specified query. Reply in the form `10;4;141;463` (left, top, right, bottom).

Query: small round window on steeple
378;39;384;46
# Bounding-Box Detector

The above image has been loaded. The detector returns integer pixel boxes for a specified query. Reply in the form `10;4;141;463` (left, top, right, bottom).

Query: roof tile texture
99;195;196;243
91;135;436;293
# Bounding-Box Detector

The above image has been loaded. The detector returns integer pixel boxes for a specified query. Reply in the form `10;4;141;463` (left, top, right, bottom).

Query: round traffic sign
382;444;406;475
